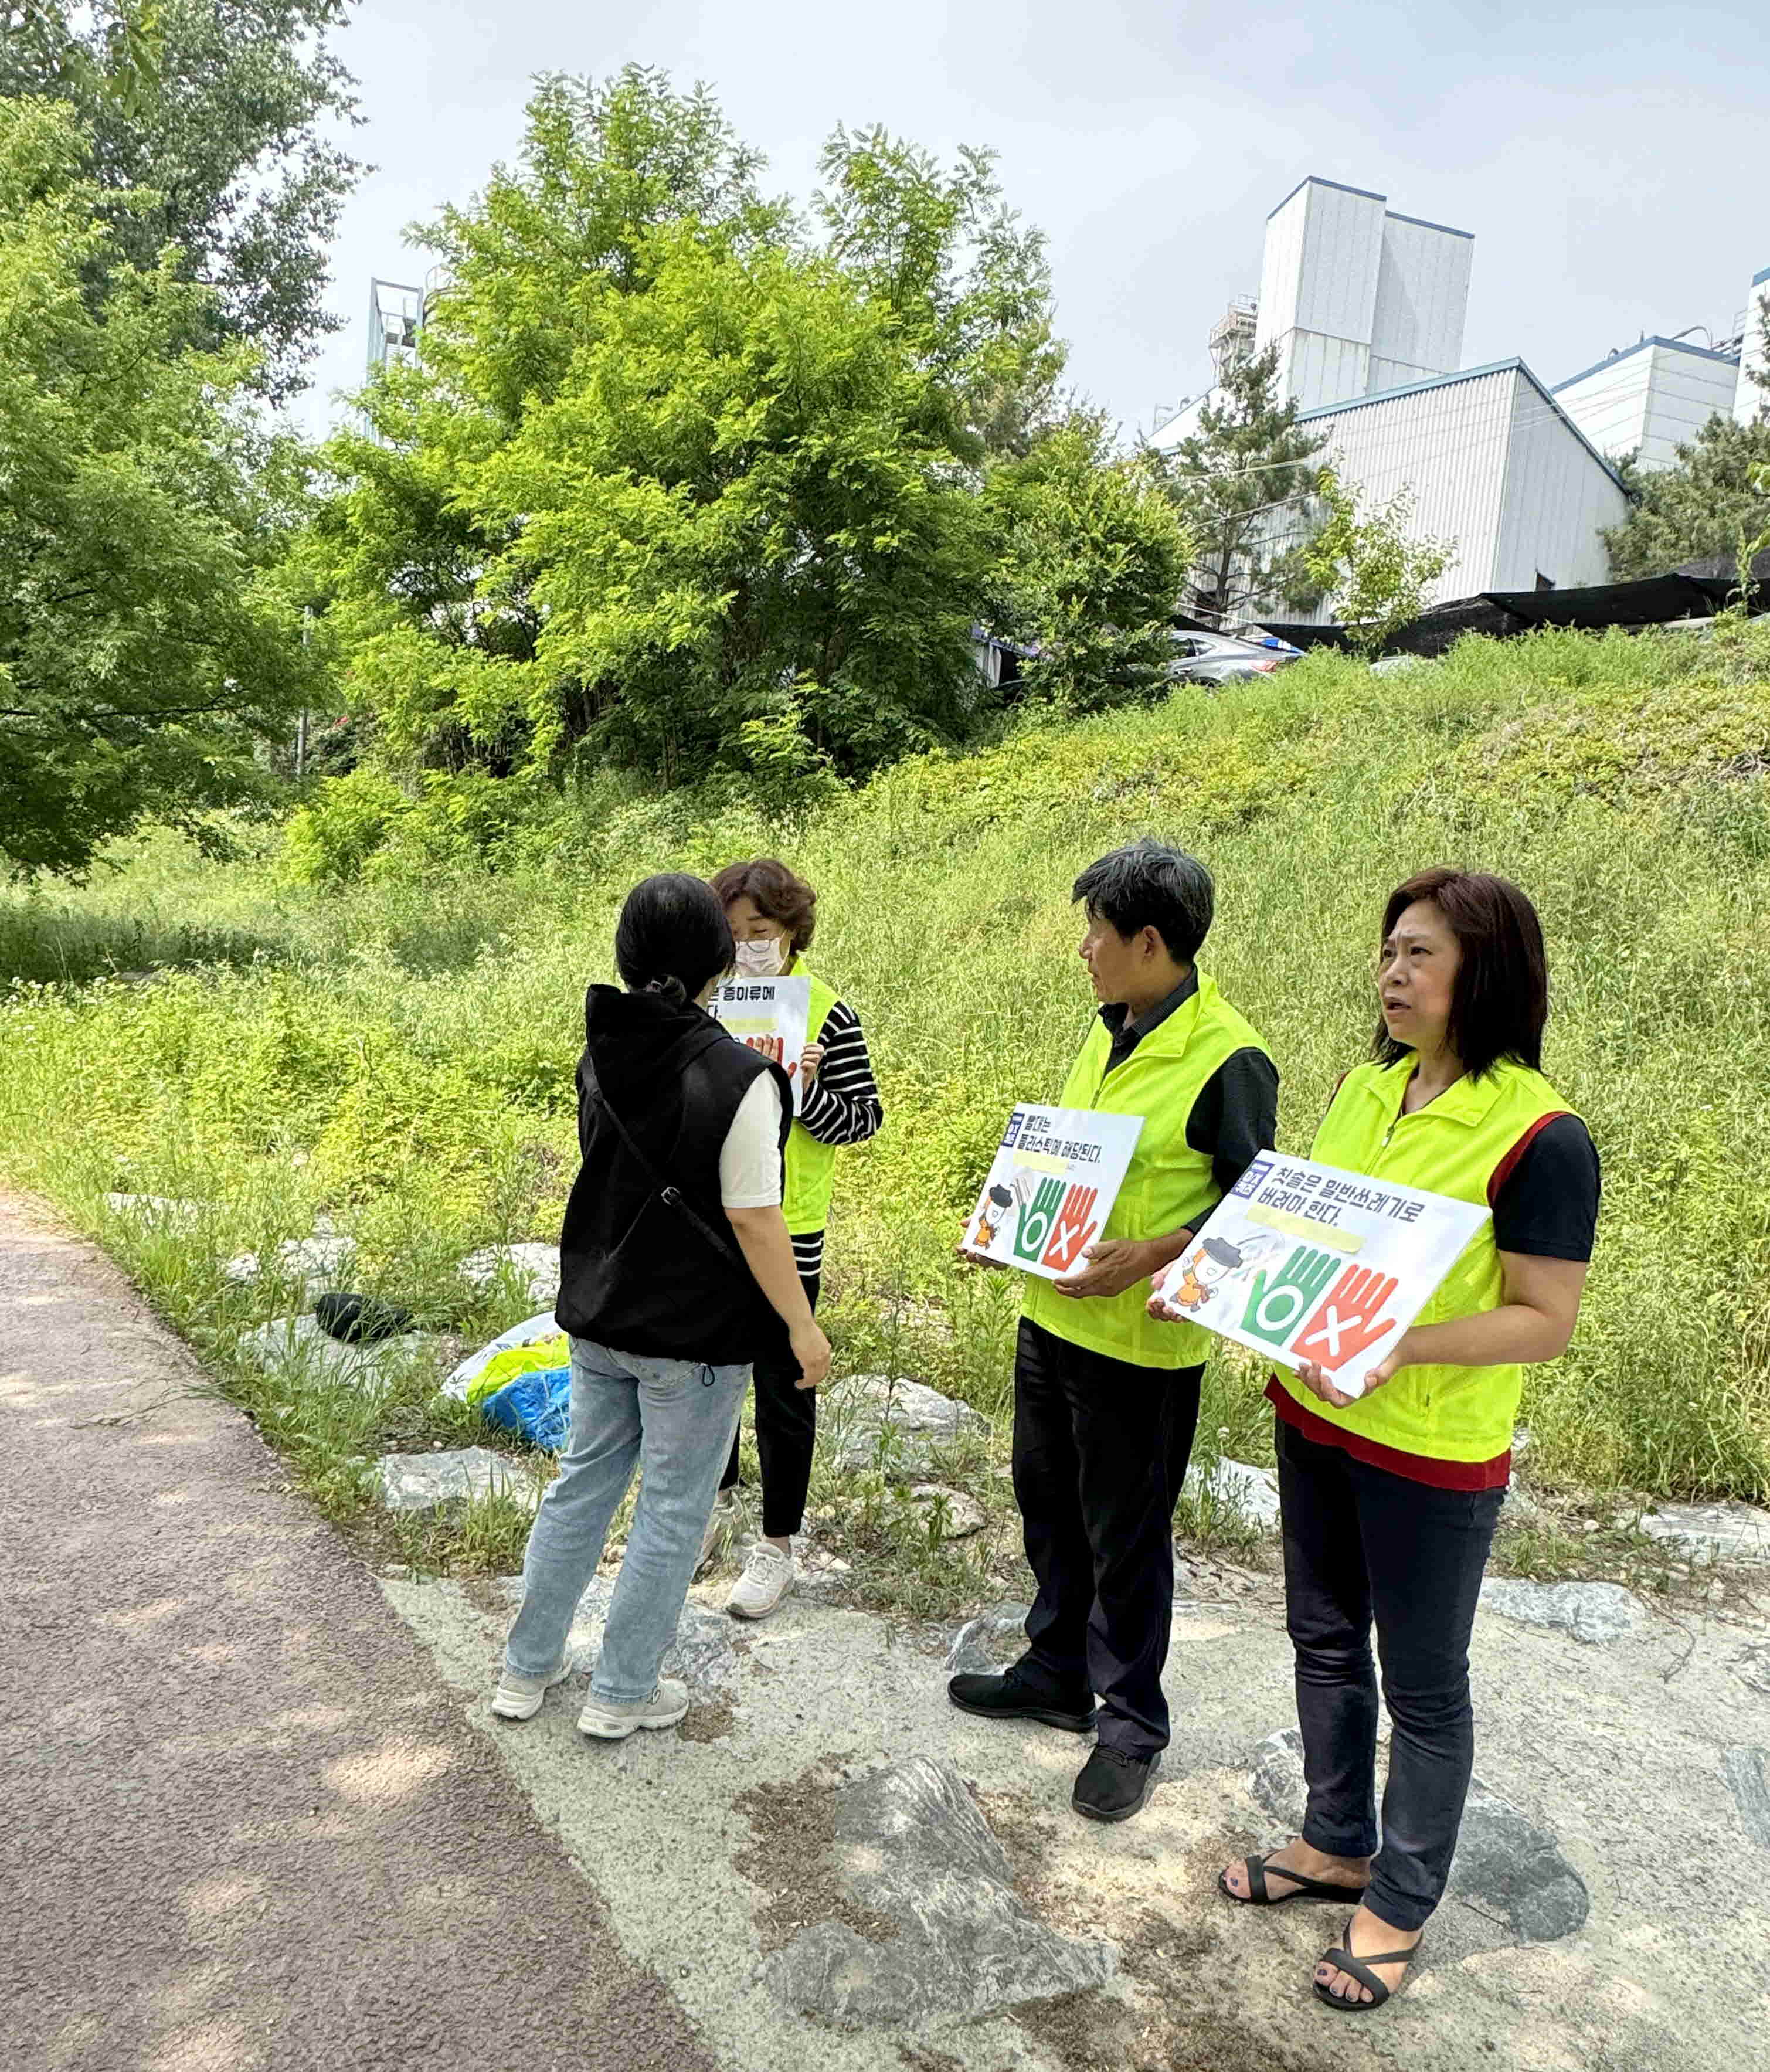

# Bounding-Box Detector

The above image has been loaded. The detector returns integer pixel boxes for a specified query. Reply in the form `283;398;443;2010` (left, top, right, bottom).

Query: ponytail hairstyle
613;874;735;1006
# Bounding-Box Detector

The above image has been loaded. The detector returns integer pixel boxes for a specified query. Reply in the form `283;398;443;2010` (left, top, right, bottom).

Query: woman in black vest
492;874;832;1740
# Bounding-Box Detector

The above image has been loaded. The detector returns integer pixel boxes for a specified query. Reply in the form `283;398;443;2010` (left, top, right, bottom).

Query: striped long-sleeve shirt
791;996;884;1278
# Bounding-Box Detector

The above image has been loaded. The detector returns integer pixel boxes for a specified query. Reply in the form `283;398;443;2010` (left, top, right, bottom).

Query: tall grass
5;621;1769;1515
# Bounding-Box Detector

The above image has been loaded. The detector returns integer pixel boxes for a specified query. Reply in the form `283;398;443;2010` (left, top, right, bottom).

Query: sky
290;0;1770;444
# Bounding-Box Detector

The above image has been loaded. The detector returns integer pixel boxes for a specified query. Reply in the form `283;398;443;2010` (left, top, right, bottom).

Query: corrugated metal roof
1552;334;1741;393
1296;358;1630;493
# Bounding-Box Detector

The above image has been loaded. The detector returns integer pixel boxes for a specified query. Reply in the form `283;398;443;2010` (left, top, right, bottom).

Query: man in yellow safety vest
952;839;1278;1823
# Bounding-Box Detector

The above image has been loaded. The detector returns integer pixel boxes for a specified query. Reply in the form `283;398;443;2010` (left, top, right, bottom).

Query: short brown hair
708;858;817;955
1375;868;1548;1079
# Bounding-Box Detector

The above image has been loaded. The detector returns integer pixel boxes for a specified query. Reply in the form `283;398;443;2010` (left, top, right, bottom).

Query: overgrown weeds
4;627;1768;1592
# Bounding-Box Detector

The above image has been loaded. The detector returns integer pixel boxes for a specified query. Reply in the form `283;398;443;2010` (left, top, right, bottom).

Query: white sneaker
728;1539;794;1621
697;1489;739;1573
577;1678;691;1740
490;1653;577;1721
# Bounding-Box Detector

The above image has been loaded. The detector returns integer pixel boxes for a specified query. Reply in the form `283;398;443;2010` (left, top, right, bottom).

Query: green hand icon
1241;1245;1338;1349
1013;1176;1066;1263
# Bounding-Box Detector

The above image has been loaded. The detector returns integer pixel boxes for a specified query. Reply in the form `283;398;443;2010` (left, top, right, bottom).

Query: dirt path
0;1192;718;2072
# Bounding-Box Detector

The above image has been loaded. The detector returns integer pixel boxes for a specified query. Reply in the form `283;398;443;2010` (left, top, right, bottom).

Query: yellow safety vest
1268;1055;1576;1466
782;961;842;1237
1023;972;1273;1370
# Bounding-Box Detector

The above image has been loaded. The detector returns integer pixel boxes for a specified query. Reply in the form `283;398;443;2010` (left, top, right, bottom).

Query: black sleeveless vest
555;985;793;1364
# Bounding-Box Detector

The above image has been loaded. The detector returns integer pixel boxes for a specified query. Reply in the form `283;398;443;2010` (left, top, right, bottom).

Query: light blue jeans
503;1336;749;1704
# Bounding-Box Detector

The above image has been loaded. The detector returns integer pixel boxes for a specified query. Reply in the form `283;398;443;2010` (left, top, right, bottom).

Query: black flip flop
1217;1853;1367;1906
1312;1915;1419;2012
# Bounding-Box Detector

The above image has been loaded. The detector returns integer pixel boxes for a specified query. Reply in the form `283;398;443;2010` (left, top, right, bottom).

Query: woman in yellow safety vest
1201;868;1600;2013
699;858;884;1619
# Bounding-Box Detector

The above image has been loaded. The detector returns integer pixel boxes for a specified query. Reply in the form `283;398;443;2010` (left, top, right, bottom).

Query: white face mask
733;936;787;978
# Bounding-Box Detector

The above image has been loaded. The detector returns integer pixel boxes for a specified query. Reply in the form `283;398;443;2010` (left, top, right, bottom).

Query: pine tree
1156;345;1325;626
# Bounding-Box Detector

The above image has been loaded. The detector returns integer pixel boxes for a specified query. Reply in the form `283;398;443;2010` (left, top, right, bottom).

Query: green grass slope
4;622;1768;1513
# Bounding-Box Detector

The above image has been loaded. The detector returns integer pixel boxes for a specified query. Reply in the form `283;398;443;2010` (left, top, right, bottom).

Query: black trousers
1276;1415;1503;1934
719;1271;820;1538
1010;1317;1203;1758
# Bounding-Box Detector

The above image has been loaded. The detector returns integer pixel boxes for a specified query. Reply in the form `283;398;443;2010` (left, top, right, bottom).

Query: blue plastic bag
478;1363;572;1452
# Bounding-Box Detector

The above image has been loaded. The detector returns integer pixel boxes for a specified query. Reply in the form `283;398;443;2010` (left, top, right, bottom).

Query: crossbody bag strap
580;1049;745;1271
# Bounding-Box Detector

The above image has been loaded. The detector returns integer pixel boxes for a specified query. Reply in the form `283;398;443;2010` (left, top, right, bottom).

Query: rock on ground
763;1756;1116;2026
1639;1500;1770;1561
103;1191;205;1225
1244;1727;1588;1941
943;1601;1031;1673
458;1244;562;1307
1183;1456;1282;1529
1480;1577;1647;1644
224;1233;357;1289
492;1574;738;1692
238;1312;428;1388
1732;1644;1770;1697
1452;1782;1590;1940
906;1484;986;1538
378;1448;543;1514
824;1374;988;1479
1723;1747;1770;1849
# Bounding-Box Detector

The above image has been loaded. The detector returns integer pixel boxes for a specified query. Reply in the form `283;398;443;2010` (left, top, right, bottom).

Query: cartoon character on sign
1168;1235;1246;1313
971;1183;1014;1252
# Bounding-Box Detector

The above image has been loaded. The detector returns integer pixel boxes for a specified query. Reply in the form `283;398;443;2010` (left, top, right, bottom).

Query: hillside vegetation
4;624;1769;1543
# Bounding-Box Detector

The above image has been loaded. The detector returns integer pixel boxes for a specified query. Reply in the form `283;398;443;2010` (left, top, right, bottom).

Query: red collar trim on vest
1486;1110;1569;1207
1266;1378;1511;1490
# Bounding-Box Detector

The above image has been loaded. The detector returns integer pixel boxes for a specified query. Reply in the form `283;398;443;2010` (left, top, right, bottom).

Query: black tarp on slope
1256;546;1769;659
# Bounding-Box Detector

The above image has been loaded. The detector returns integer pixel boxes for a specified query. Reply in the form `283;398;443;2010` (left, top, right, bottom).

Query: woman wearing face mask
700;858;885;1618
491;874;832;1740
1199;869;1599;2013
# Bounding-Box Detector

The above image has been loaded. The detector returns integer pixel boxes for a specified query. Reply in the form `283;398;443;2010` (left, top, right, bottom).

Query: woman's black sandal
1312;1917;1418;2012
1218;1853;1367;1905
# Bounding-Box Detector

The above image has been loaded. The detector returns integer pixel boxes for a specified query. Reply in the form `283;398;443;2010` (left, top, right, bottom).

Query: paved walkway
0;1193;715;2072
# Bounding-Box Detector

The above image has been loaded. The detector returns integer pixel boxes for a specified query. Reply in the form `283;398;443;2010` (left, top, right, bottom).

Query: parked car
1165;629;1303;687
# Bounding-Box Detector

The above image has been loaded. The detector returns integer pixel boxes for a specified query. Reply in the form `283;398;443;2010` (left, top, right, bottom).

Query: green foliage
1603;412;1770;580
1;1;364;399
1156;345;1326;625
984;415;1193;714
305;67;1157;793
816;124;1065;459
1304;465;1456;657
0;96;325;874
5;626;1768;1513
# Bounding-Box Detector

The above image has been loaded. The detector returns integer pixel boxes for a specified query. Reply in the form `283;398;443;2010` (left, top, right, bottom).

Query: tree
816;125;1066;460
1;2;363;400
984;415;1193;712
1603;410;1770;579
451;225;1000;783
0;97;322;874
1303;467;1456;658
1157;346;1325;626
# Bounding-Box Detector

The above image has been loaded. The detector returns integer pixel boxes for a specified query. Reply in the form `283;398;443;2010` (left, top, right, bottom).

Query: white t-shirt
718;1074;784;1208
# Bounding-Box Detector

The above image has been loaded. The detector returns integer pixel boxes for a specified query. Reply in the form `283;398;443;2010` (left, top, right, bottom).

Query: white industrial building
1153;178;1768;626
1264;361;1630;608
